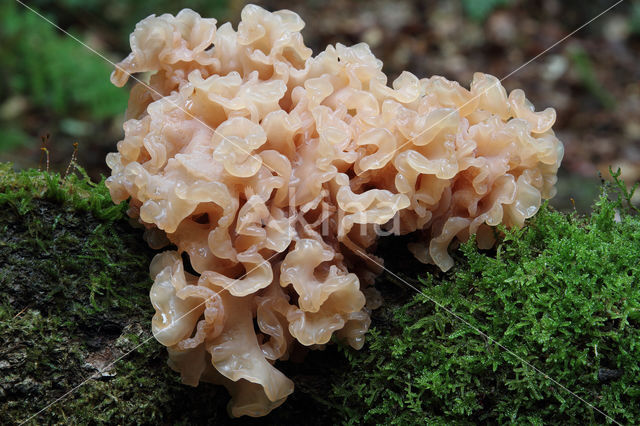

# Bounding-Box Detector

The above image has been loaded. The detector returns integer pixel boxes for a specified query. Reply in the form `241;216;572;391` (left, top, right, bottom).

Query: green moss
0;163;338;425
326;175;640;424
2;163;638;424
0;162;125;219
0;163;157;423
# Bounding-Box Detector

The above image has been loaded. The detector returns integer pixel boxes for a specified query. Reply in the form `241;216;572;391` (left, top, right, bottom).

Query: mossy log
1;163;639;424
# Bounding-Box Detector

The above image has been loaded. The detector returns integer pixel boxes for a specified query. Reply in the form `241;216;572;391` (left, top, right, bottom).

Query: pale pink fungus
106;5;563;417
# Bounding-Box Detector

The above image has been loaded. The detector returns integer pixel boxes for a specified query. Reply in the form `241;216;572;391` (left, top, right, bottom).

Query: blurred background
1;0;639;212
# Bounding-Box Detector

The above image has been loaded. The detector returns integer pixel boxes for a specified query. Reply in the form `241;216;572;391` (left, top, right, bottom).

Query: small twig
13;305;29;320
64;142;79;179
40;148;50;173
39;133;50;172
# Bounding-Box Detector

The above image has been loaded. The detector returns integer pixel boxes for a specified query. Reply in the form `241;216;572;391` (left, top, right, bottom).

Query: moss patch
0;163;340;425
326;174;640;424
2;163;639;424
